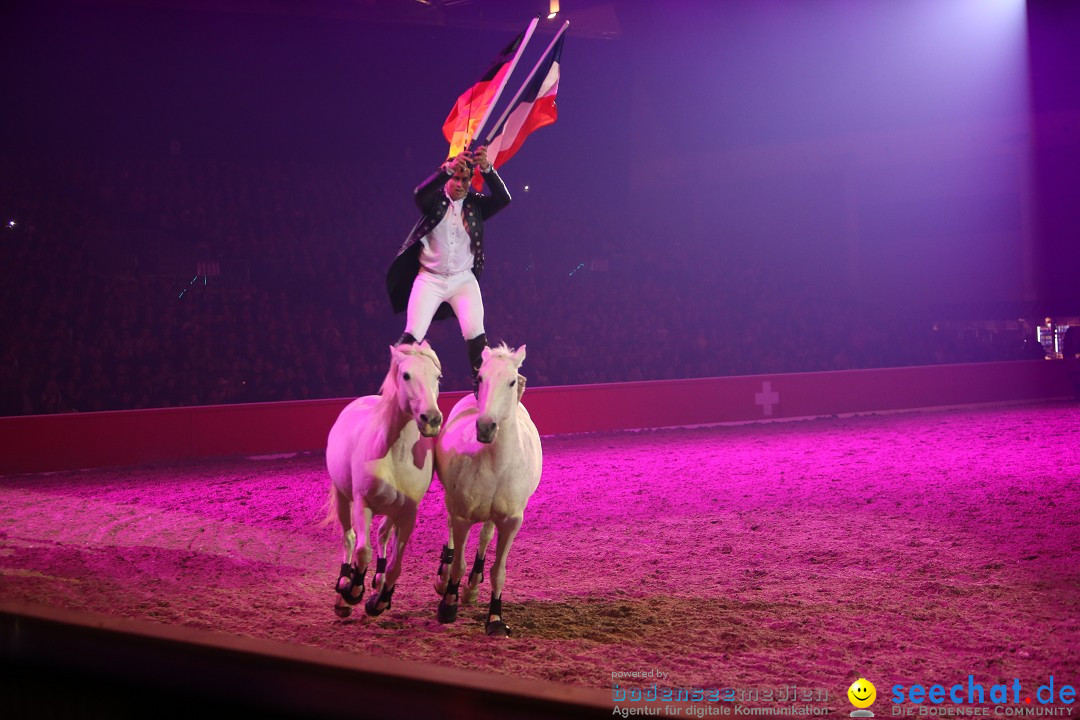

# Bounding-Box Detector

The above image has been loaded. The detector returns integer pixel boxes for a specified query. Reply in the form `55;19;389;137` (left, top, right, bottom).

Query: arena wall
1;360;1072;475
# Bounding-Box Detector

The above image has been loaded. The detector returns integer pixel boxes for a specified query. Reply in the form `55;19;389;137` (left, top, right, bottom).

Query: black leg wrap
364;582;396;617
437;579;460;624
469;552;485;585
396;332;417;346
373;556;387;588
437;544;454;578
486;596;511;637
334;563;366;606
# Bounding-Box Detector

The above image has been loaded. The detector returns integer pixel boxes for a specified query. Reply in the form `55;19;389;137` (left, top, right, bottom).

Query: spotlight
6;220;14;229
548;0;559;19
524;185;530;192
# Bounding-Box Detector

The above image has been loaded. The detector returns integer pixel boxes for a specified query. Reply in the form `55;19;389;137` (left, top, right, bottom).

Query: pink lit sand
2;403;1078;699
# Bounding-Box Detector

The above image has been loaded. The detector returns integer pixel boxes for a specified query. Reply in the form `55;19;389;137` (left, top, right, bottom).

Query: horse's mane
486;343;515;361
379;342;442;398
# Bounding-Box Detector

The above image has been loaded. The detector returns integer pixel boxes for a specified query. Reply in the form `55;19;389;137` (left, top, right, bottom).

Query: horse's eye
402;372;411;382
509;380;516;387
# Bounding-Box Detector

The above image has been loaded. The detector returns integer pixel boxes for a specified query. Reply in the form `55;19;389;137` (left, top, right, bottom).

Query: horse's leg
434;513;454;596
436;515;471;624
373;517;392;589
486;515;524;638
464;520;495;604
332;486;358;618
365;509;415;617
349;500;374;597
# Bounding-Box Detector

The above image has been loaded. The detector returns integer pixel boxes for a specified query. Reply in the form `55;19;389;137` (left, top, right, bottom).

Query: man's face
447;170;470;200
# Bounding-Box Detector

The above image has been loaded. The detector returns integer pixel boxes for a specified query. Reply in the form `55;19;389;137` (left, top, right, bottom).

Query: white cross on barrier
755;381;780;417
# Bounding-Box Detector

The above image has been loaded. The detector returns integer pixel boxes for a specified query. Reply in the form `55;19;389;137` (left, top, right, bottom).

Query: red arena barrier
0;360;1071;475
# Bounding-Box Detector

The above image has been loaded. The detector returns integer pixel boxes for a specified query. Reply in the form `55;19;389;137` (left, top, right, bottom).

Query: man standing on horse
386;145;511;392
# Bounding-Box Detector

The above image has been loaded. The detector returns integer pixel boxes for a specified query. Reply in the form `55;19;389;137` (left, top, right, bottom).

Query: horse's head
388;342;443;437
475;344;526;444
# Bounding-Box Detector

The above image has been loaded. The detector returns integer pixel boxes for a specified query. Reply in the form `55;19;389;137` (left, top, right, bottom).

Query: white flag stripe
488;61;560;158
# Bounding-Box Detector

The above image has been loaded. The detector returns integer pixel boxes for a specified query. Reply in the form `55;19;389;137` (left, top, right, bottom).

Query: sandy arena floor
2;402;1078;709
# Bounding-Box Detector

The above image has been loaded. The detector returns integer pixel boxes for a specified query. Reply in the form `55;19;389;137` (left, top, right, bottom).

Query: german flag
443;31;526;159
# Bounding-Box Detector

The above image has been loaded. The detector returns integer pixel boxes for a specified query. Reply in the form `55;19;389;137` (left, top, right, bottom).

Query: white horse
326;342;443;619
434;344;542;637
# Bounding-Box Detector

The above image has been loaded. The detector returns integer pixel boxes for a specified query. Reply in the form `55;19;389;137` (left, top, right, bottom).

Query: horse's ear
390;345;401;362
481;345;492;362
512;344;526;367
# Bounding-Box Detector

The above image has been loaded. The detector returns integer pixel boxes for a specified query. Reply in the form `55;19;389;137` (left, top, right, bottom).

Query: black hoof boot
485;596;511;638
396;332;418;346
364;583;396;617
334;563;367;606
437;580;460;624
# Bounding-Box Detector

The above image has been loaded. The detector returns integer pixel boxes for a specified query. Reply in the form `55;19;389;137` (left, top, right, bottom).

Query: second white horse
434;344;542;637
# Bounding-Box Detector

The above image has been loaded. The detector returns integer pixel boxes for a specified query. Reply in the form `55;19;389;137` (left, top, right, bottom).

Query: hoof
364;594;386;617
437;599;459;624
485;620;511;638
333;604;352;619
464;569;483;604
365;585;394;617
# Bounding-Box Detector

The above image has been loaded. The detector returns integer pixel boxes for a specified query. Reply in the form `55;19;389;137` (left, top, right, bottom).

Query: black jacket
386;166;511;318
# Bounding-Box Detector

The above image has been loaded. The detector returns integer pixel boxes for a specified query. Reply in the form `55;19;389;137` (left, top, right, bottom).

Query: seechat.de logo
891;676;1076;710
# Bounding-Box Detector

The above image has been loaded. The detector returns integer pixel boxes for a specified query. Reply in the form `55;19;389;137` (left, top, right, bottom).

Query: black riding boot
466;333;487;396
396;332;417;346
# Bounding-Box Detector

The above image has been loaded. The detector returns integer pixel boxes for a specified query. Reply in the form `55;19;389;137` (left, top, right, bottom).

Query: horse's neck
487;407;523;457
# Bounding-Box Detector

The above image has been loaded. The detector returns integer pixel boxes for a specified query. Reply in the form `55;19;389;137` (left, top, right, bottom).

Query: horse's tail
322;483;348;528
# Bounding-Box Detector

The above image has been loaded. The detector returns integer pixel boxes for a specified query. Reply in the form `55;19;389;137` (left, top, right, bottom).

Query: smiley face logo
848;678;877;708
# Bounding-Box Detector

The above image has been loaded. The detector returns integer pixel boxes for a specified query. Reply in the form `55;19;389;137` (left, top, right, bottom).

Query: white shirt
418;188;473;276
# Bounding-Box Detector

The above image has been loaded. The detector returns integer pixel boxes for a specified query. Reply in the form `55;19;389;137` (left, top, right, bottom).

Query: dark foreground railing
0;600;613;720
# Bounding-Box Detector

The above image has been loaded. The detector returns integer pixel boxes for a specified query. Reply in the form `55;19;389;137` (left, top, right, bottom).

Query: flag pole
483;20;569;146
466;16;540;152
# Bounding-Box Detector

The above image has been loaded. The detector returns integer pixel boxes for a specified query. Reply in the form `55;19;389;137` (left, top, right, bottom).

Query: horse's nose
421;411;443;429
477;419;497;443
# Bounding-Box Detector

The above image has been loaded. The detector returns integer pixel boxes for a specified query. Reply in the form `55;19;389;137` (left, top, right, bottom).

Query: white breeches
405;269;486;342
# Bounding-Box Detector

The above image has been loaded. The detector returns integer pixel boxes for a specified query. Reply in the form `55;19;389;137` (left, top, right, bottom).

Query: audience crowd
0;154;1050;416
